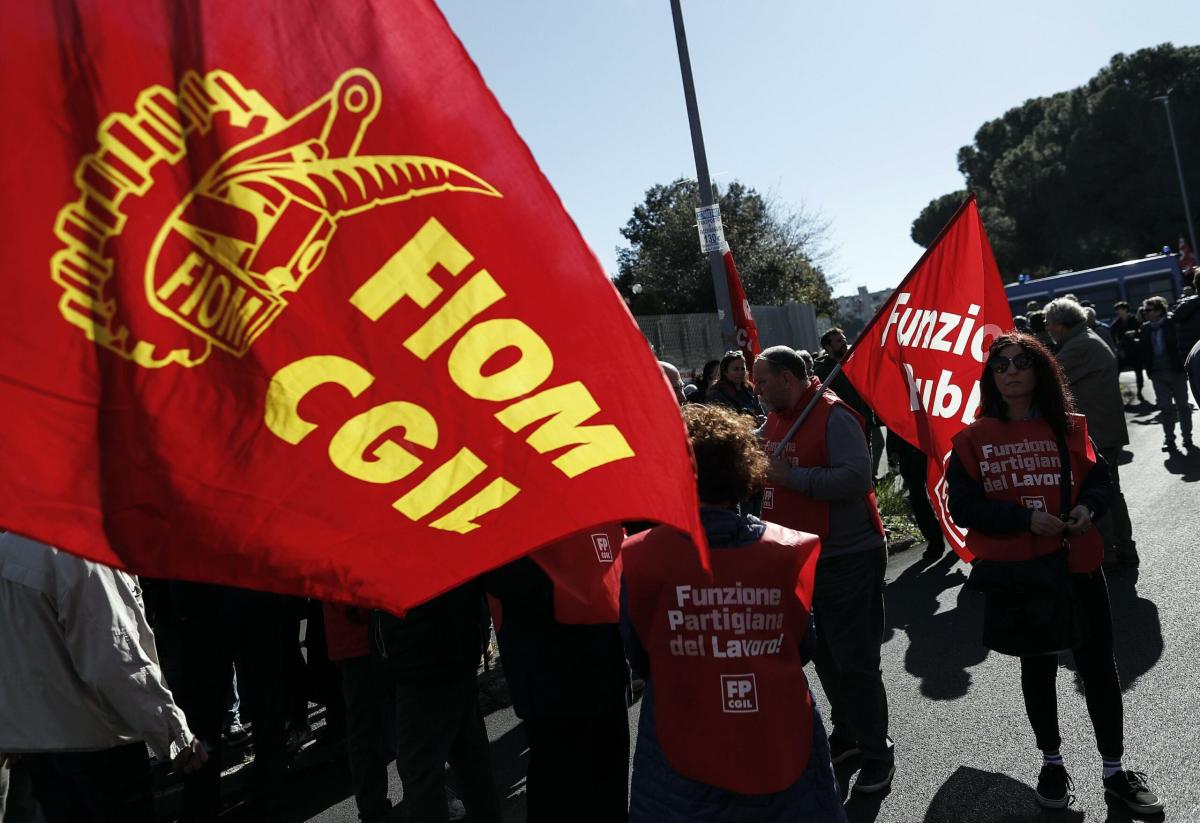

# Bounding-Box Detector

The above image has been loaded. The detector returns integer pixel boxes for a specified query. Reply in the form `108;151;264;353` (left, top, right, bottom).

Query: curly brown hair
682;404;768;505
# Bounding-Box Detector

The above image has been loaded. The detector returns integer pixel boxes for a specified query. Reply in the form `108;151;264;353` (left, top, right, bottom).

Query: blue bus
1004;254;1186;322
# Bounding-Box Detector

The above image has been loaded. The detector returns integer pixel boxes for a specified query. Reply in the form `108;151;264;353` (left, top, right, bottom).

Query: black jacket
1138;318;1186;373
484;558;628;719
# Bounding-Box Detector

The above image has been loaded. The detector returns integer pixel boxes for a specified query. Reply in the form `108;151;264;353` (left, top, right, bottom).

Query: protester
659;361;687;406
706;350;765;420
1013;314;1030;332
1044;298;1139;567
170;582;292;821
485;525;630;823
1138;296;1194;451
1026;299;1041;314
945;332;1164;815
1187;336;1200;409
621;404;845;822
795;348;815;376
323;604;398;823
753;346;894;794
885;432;944;557
1110;301;1146;403
814;328;884;479
1027;310;1054;350
1082;306;1116;353
375;580;502;823
1171;269;1200;357
0;533;208;822
692;359;721;404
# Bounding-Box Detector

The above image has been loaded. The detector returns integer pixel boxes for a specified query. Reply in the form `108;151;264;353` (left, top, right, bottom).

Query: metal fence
634;302;820;376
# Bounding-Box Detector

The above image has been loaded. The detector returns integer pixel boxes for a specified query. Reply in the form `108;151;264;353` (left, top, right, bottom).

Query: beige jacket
0;533;192;757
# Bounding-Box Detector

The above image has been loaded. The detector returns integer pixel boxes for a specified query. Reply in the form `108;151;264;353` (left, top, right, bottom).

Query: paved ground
194;375;1198;822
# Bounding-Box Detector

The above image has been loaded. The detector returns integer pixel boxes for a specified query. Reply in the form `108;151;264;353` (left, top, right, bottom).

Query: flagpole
669;0;735;348
771;193;978;457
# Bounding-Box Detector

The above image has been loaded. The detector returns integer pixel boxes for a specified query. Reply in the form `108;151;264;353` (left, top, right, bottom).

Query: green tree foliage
913;44;1200;279
614;179;835;315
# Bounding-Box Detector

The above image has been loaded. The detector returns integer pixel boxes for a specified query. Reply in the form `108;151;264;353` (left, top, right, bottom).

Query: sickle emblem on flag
51;69;500;369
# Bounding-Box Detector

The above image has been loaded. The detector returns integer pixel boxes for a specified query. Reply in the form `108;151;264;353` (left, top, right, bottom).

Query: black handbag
964;431;1082;656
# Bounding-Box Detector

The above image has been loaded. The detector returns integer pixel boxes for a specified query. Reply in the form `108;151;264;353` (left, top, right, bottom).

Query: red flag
722;251;761;363
0;1;704;612
840;196;1013;557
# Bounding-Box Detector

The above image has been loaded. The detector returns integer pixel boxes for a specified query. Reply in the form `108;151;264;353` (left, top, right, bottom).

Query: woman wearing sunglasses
944;332;1164;815
706;351;765;423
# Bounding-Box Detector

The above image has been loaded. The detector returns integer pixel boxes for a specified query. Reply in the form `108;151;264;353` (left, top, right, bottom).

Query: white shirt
0;533;192;757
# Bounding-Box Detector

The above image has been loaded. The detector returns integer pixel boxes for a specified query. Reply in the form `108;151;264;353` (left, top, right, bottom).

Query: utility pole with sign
669;0;735;348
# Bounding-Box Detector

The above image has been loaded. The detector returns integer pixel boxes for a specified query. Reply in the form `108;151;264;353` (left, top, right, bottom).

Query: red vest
531;523;624;624
622;522;820;795
951;414;1103;573
760;378;885;540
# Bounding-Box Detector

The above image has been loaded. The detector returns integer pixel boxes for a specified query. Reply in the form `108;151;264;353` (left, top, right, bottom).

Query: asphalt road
295;375;1198;823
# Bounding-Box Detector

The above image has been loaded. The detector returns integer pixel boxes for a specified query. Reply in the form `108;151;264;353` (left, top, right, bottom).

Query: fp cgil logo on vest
591;533;615;563
721;673;759;713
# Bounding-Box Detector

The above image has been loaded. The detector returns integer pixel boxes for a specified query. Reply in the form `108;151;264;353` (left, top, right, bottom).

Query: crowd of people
3;270;1198;822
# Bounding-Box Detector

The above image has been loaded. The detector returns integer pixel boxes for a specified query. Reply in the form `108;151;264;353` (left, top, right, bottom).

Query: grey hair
757;345;808;380
1044;297;1087;329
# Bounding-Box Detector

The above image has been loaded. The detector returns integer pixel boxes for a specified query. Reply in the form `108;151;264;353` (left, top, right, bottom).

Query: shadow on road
1162;447;1200;481
488;720;529;819
921;766;1084;823
1063;569;1164;697
885;550;986;701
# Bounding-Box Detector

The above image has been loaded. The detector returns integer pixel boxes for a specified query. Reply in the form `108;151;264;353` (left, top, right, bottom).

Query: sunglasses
988;352;1035;374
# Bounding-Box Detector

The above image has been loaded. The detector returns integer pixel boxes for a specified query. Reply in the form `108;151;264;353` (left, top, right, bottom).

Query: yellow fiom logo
51;69;500;368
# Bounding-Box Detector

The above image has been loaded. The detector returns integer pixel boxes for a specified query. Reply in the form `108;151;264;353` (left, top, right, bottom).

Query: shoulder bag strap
1053;428;1074;554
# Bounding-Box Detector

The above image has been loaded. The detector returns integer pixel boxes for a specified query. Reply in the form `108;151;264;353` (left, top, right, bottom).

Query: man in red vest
752;345;895;794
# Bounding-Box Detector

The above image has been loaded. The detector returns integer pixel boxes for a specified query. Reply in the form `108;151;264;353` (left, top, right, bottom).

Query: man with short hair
1045;298;1139;567
1083;306;1117;353
1138;297;1193;451
1110;301;1146;403
752;345;894;794
659;361;686;406
814;328;883;479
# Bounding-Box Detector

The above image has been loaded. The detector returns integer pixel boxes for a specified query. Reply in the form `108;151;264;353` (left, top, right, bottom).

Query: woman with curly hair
946;332;1163;815
620;405;845;822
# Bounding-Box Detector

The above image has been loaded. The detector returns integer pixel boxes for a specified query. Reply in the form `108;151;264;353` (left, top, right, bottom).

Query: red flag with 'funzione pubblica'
840;196;1013;557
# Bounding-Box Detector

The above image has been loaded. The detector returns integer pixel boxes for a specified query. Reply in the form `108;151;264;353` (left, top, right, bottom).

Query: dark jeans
394;675;501;823
811;546;892;762
1149;368;1193;441
24;741;154;823
1096;447;1137;562
174;593;292;822
339;656;398;822
524;708;630;823
1019;570;1123;760
898;449;942;547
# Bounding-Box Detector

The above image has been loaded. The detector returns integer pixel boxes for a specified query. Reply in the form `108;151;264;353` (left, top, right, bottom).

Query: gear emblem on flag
50;68;500;369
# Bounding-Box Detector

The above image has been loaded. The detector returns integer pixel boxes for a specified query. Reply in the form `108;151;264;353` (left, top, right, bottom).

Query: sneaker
1104;770;1164;815
446;787;467;821
853;759;895;794
1035;763;1072;809
828;732;861;765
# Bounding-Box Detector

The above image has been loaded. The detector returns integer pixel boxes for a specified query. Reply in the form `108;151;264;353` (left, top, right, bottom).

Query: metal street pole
1153;94;1199;259
669;0;736;347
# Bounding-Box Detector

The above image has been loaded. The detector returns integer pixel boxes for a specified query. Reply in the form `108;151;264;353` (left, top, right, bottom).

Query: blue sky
438;1;1198;297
